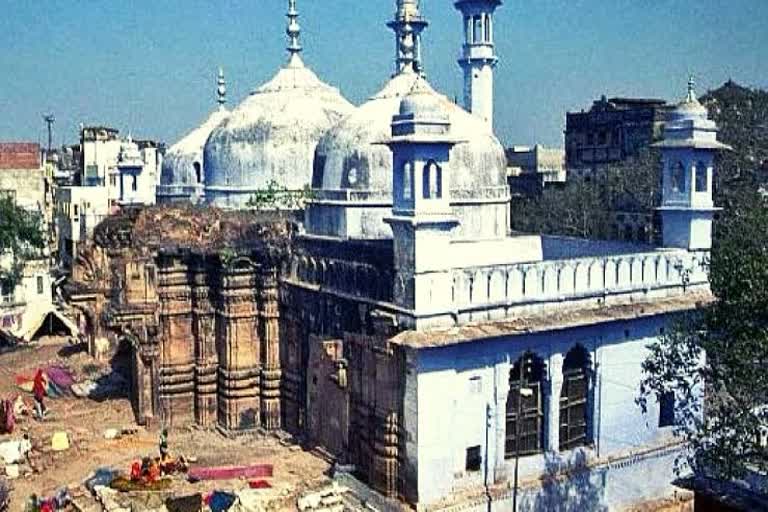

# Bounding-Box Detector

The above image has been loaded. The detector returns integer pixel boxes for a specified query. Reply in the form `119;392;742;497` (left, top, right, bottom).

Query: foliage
513;81;768;240
246;180;316;211
638;190;768;480
0;195;45;290
511;148;660;239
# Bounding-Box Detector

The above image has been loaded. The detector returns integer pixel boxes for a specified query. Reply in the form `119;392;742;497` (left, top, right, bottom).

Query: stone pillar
216;260;261;431
156;257;195;426
259;266;282;430
546;353;564;453
191;257;218;427
372;411;400;498
370;340;401;498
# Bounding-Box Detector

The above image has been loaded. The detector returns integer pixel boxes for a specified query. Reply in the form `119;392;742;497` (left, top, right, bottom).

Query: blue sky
0;0;766;148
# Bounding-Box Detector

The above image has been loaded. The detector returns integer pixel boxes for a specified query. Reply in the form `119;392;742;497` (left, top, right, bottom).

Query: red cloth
33;370;46;401
130;461;141;481
249;480;272;489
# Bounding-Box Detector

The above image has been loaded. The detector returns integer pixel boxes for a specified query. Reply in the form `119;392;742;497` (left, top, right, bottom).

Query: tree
511;148;660;240
0;195;44;290
246;180;316;211
638;190;768;480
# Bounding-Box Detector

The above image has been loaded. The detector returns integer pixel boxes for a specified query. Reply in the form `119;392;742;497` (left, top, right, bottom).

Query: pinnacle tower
387;0;428;75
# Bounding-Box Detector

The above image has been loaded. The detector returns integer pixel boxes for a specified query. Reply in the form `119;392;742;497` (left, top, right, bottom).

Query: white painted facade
55;186;110;267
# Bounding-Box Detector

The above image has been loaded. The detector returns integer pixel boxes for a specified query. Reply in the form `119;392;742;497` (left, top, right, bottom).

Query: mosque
72;0;730;509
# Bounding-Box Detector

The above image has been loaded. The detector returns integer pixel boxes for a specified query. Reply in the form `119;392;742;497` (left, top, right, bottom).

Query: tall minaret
286;0;303;65
216;67;227;111
654;76;731;251
387;0;428;75
454;0;502;128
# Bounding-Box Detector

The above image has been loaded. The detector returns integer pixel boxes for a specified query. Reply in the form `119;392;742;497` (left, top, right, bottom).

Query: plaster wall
409;313;686;508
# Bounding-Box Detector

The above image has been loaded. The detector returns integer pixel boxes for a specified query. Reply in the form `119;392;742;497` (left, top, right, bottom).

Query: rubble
297;483;349;512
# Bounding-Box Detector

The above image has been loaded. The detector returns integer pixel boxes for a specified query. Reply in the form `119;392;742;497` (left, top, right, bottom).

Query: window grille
505;353;545;458
559;346;590;451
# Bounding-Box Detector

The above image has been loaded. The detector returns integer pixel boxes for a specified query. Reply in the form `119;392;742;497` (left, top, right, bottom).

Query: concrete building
81;126;121;190
0;143;74;339
54;186;110;269
64;2;729;510
566;96;672;176
506;145;566;196
80;126;160;207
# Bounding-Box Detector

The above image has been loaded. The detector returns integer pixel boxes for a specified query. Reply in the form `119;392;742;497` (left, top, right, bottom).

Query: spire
686;74;697;103
399;22;416;74
388;0;428;76
216;67;227;110
286;0;302;62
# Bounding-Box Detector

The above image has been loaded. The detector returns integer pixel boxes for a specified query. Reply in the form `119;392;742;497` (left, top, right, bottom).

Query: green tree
246;180;316;211
638;190;768;479
0;195;45;289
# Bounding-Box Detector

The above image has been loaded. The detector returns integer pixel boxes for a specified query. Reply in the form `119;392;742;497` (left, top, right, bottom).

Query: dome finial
286;0;302;61
217;67;227;110
388;0;428;76
686;74;697;103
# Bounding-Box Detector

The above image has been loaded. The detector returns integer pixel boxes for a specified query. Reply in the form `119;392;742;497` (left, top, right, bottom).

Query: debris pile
297;483;350;512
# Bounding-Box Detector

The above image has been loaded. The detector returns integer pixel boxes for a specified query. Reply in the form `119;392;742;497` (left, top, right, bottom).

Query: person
159;428;169;459
32;370;46;420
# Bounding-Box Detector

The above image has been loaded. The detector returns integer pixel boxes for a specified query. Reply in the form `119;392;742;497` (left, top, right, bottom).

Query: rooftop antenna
43;113;55;153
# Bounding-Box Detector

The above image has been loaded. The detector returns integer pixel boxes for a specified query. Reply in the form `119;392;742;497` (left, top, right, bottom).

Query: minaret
286;0;303;66
387;0;429;75
216;67;227;111
384;81;460;330
454;0;502;128
654;76;731;251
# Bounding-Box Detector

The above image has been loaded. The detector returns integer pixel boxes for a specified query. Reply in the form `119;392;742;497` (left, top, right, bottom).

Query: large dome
203;55;355;209
157;108;229;204
306;72;509;240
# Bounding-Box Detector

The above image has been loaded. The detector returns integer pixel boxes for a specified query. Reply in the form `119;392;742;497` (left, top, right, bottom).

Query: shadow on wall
520;451;608;512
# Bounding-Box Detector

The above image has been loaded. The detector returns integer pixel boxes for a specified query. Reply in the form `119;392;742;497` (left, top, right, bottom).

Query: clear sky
1;0;766;149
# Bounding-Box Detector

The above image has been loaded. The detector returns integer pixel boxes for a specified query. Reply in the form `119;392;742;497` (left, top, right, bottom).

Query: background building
566;96;671;176
0;143;73;340
507;144;566;196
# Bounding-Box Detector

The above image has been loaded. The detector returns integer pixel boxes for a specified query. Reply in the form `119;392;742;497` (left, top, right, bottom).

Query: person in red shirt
32;369;47;419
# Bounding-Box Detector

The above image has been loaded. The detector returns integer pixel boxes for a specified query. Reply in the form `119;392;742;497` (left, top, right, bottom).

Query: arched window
403;162;413;200
473;15;482;43
422;163;431;199
560;345;591;451
484;14;491;42
505;353;545;458
695;161;708;192
424;160;442;199
131;175;138;192
193;162;202;184
671;162;686;193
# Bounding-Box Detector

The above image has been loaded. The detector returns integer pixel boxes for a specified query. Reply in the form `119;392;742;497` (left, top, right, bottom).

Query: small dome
398;83;445;119
669;77;709;122
158;108;229;203
203;56;355;209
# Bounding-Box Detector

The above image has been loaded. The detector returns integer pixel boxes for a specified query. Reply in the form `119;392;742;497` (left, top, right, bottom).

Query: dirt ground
0;337;332;512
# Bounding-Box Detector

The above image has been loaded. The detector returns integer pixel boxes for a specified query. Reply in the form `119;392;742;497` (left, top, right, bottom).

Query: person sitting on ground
159;428;169;459
32;370;47;420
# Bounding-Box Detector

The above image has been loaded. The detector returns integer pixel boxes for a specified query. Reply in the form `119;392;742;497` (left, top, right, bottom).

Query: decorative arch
560;344;592;451
505;352;546;458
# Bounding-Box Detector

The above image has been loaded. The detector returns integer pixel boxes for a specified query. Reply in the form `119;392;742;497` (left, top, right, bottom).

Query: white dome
306;72;509;240
158;108;229;204
203;56;355;209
